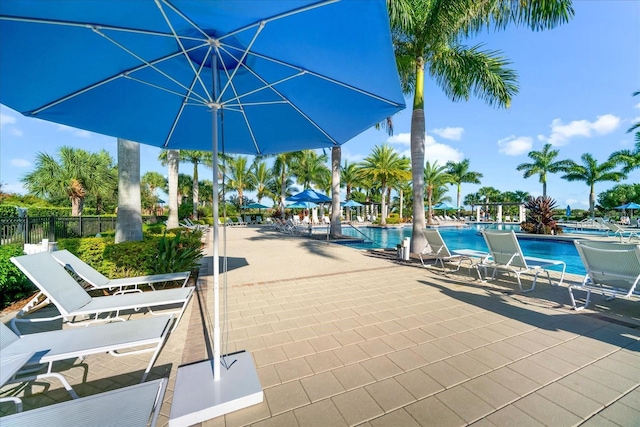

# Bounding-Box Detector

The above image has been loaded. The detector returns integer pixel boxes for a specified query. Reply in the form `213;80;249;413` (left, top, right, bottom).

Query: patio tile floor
1;225;639;426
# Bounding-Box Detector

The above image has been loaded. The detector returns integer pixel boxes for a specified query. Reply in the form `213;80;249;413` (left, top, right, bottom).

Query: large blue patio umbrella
0;1;405;421
615;202;640;218
342;200;364;208
287;201;318;209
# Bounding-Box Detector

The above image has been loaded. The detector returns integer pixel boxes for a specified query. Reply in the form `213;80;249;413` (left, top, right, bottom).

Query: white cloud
340;148;365;164
497;135;533;156
635;102;640;109
541;114;621;146
11;158;31;168
0;113;17;128
386;132;410;145
385;132;463;164
57;124;92;138
431;127;464;141
424;135;463;164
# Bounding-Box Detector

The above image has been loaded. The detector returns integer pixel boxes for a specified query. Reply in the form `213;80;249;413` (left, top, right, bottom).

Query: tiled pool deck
1;226;639;426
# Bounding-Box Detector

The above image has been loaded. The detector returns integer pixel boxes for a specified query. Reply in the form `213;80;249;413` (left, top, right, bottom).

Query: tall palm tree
388;0;574;253
142;171;166;215
477;186;501;219
340;160;362;222
516;143;572;197
464;192;482;213
272;151;303;210
290;150;330;190
158;149;180;228
22;146;113;216
445;159;483;211
251;159;274;204
225;155;256;208
561;153;627;217
115;138;142;243
180;150;213;219
424;161;452;224
359;145;411;226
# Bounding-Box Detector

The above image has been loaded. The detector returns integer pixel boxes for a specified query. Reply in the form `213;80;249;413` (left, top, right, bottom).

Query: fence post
49;215;56;242
79;215;83;237
24;214;30;243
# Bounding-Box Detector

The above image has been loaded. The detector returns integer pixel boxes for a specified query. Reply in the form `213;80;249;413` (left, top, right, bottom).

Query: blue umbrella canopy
287;201;318;209
286;189;331;203
342;200;364;207
0;1;405;154
243;203;269;210
0;0;404;403
433;202;459;210
566;205;571;217
615;202;640;210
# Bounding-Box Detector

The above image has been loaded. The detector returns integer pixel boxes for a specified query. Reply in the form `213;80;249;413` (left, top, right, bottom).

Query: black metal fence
0;216;117;245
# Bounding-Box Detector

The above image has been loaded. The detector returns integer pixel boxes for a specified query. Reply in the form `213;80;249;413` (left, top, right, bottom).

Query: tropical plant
22;146;116;216
252;159;274;204
290;150;330;190
225;155;256;208
424;161;452;224
359;145;411;225
516;143;572;197
597;183;640;211
142;171;166;214
159;149;180;228
561;153;627;217
181;150;213;219
388;0;573;253
445;159;482;212
0;244;33;308
521;196;562;235
272;151;303;209
477;186;501;219
154;232;204;274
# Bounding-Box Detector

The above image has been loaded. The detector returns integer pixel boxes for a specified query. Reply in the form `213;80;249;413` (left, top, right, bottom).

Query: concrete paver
1;225;639;426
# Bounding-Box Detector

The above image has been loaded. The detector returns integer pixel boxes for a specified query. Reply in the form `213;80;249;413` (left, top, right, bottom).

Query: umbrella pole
212;76;221;382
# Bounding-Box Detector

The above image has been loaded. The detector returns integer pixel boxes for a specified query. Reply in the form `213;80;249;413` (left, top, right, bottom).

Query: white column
476;206;481;222
497;205;503;223
519;205;526;223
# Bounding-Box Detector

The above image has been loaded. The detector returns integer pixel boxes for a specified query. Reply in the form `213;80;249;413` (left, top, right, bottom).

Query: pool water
339;224;586;276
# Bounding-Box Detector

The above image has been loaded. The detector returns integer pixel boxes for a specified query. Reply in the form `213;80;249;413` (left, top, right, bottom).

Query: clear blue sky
1;1;638;210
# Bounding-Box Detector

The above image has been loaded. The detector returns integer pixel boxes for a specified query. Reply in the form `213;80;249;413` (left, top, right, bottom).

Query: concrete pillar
476;206;481;222
497;205;503;223
519;205;526;223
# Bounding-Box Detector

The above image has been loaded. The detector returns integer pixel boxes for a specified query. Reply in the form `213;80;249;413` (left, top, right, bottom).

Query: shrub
0;244;35;308
521;196;563;235
154;232;203;274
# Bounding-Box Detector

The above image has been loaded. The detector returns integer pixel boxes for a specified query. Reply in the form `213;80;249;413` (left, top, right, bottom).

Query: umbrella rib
220;0;339;40
155;0;213;103
216;52;262;154
162;71;207;148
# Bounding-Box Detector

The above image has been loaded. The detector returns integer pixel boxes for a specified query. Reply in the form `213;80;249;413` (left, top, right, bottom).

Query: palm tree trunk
167;150;180;229
330;147;342;237
71;196;83;217
399;189;404;222
192;161;199;219
115;138;143;243
590;183;595;217
380;182;387;226
410;58;426;253
542;179;547;198
279;170;286;211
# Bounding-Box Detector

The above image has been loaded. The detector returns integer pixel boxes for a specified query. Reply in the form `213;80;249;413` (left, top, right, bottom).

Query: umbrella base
169;351;263;427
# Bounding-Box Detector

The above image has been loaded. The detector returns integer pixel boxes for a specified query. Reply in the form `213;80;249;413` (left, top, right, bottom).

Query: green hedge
0;244;35;308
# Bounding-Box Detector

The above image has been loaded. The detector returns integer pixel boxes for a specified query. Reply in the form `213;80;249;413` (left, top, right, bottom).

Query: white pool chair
480;230;566;292
420;229;488;279
10;252;193;332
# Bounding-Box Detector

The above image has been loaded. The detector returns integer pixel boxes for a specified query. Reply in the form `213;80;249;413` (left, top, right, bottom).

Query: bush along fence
0;215;118;245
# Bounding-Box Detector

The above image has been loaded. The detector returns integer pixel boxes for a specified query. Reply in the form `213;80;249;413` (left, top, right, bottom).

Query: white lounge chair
571;240;640;310
356;216;365;223
480;230;566;292
10;252;193;332
605;222;640;243
179;218;208;231
1;378;167;427
1;314;173;405
50;250;190;293
236;216;248;225
420;229;488;279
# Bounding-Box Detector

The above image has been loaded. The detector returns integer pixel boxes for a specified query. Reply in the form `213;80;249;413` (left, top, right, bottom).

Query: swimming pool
339;224;587;276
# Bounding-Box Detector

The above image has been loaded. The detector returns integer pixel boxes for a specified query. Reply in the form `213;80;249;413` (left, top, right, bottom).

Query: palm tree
359;145;410;226
388;0;574;253
22;146;113;216
142;171;166;215
478;186;501;219
424;161;452;224
561;153;627;217
181;150;213;219
340;160;362;221
115;138;143;243
225;155;256;208
445;159;483;211
251;159;274;204
272;152;303;210
516;143;572;197
290;150;330;190
159;149;180;228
